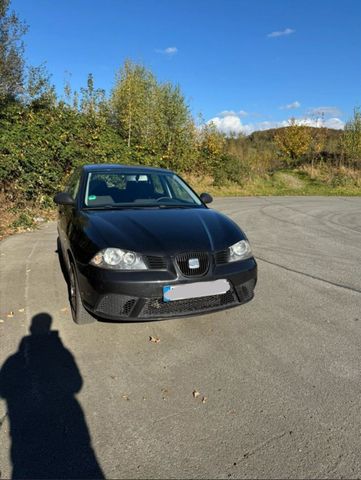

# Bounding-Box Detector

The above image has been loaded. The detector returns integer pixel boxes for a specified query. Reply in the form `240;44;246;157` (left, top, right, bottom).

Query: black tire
69;261;96;325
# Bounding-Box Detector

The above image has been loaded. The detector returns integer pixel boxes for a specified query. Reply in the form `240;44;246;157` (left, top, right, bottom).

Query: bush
11;212;34;229
0;102;131;203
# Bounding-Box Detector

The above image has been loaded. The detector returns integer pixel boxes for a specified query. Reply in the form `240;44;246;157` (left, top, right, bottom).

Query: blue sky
12;0;361;133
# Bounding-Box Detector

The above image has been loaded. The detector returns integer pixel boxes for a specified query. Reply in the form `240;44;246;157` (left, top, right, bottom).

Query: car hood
81;207;245;255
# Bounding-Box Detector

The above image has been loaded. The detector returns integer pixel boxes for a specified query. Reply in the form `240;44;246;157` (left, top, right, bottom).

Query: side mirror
54;191;75;206
200;192;213;204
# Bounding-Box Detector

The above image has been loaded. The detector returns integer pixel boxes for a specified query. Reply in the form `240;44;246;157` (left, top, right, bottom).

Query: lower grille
176;252;209;277
215;250;229;264
95;294;136;317
144;255;167;270
139;289;238;318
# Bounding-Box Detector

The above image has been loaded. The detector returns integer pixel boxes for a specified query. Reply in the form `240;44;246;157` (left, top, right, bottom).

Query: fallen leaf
202;396;208;404
26;269;31;273
60;307;68;312
18;308;25;313
149;335;160;343
0;319;4;323
122;395;129;401
192;390;200;399
7;311;14;318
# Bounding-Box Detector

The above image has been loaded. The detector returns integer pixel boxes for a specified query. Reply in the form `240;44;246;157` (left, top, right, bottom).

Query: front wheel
69;262;95;325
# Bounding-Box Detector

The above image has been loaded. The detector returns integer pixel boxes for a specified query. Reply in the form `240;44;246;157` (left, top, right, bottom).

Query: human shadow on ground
0;313;104;479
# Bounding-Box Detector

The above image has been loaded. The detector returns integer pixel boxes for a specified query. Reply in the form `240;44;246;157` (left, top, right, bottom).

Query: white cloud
219;109;248;118
307;106;342;117
219;110;237;117
292;117;345;129
208;115;253;136
267;28;295;38
207;115;344;136
280;101;301;110
155;46;178;56
323;117;345;129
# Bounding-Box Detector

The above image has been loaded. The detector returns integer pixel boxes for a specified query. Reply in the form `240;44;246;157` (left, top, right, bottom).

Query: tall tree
110;60;156;148
152;82;195;170
0;0;27;102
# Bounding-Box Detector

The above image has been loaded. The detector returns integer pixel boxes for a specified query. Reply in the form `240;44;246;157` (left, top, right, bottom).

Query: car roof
82;164;174;174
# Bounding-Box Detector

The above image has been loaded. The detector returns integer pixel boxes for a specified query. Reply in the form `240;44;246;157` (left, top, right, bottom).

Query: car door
58;168;82;256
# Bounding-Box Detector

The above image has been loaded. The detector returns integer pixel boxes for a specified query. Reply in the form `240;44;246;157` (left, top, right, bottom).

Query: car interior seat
125;181;155;202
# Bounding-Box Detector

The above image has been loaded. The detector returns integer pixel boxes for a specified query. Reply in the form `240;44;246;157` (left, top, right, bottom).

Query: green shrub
11;212;35;229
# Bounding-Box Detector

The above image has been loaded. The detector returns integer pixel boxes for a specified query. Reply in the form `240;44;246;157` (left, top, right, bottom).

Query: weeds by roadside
0;194;56;240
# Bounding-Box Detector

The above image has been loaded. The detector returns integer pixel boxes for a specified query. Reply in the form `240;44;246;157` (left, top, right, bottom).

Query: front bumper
76;257;257;321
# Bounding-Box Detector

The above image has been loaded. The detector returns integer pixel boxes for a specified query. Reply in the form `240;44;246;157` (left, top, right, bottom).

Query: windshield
83;171;203;209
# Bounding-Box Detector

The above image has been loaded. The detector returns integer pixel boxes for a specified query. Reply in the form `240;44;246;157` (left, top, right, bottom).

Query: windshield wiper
84;204;162;211
158;204;200;209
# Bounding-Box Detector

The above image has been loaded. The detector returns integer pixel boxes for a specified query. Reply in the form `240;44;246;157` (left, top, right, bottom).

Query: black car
55;164;257;324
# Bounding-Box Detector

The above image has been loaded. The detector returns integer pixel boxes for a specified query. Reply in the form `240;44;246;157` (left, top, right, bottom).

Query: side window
166;176;194;202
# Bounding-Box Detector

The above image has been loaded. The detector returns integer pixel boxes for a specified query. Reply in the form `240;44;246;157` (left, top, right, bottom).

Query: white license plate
163;279;230;302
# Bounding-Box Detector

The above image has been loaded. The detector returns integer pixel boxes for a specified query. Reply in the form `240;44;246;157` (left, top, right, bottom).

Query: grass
185;166;361;197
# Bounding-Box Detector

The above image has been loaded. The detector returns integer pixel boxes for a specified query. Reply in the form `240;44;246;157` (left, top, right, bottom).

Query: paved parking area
1;197;361;479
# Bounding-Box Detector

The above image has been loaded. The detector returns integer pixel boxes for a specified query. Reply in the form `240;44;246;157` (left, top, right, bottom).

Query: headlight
90;248;148;270
229;240;252;262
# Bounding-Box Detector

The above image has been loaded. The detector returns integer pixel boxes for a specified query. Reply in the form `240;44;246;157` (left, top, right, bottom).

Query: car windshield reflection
83;171;203;209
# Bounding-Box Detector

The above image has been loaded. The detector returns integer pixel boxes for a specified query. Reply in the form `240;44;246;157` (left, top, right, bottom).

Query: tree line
0;0;360;213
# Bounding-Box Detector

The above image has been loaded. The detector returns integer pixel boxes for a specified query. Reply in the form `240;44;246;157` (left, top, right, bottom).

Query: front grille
215;249;229;264
139;289;238;318
95;294;136;317
144;255;167;270
176;252;209;277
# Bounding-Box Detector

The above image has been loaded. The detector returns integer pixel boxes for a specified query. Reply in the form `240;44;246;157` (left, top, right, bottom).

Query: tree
0;0;27;102
274;118;312;164
25;64;56;109
80;73;106;116
196;121;226;178
151;82;196;170
342;107;361;167
109;60;197;172
110;60;156;148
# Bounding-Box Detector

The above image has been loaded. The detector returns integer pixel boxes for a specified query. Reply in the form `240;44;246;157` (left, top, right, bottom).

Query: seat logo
188;258;200;269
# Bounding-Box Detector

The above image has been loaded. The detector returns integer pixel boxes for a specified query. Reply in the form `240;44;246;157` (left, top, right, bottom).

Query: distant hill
248;127;343;144
225;127;343;160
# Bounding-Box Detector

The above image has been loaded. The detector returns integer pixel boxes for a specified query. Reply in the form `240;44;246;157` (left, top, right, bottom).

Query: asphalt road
1;196;361;479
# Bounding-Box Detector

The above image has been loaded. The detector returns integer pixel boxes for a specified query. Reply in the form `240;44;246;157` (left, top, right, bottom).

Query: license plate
163;279;230;302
